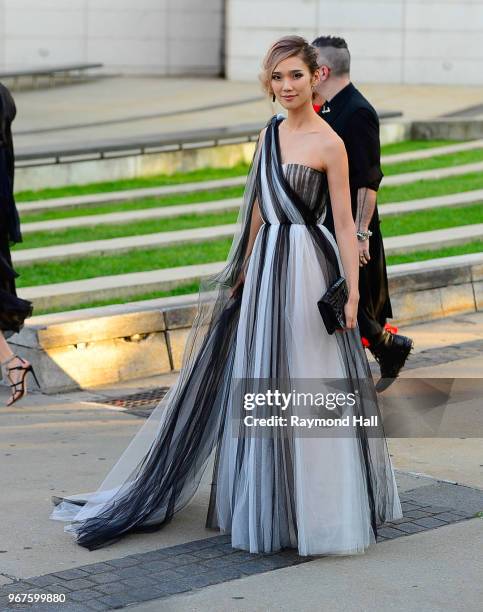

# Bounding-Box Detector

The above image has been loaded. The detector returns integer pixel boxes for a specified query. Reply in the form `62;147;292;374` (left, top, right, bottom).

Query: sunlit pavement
0;312;482;611
12;77;483;150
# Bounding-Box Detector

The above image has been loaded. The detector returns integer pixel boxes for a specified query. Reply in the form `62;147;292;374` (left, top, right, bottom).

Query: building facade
0;0;481;85
0;0;224;76
225;0;483;85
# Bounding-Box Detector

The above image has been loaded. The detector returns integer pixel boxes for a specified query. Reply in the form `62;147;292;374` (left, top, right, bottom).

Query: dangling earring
272;93;276;103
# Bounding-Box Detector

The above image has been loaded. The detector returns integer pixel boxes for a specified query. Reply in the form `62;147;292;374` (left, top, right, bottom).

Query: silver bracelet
356;230;372;242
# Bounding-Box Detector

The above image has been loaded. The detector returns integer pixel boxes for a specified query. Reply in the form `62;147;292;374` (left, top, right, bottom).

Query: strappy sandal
2;355;40;407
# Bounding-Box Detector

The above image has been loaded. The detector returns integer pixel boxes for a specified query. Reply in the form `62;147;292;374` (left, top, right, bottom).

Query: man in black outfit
312;36;413;391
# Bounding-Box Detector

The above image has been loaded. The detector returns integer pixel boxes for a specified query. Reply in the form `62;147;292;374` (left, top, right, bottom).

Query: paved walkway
128;518;483;612
11;77;483;151
0;312;482;611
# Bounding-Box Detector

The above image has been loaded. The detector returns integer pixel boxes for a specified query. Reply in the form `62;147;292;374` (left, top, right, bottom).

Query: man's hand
358;239;370;267
355;187;376;268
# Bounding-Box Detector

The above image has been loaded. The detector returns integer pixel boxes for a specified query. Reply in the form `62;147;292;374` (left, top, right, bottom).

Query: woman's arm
325;137;359;329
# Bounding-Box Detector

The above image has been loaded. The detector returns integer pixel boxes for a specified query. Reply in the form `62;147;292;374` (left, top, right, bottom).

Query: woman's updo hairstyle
260;35;319;97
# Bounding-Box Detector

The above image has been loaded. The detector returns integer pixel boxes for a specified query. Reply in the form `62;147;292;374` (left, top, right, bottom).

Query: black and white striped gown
51;115;402;555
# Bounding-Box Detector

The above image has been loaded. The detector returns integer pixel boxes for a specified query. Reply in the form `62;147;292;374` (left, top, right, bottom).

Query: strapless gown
51;116;402;555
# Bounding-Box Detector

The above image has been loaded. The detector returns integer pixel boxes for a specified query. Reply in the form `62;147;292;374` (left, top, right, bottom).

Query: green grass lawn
19;170;483;227
14;140;463;203
386;240;482;265
381;203;483;237
18;187;244;224
16;203;483;251
383;147;483;176
32;241;482;315
380;140;458;156
16;203;483;287
16;210;239;250
15;163;250;202
33;282;201;316
16;239;233;287
378;172;483;204
18;187;243;223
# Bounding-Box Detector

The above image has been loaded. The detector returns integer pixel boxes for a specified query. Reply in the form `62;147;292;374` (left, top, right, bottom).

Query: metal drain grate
101;387;170;417
97;340;483;417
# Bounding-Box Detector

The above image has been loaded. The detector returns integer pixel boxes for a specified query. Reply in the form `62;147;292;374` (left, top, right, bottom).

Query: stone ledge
7;253;483;393
411;118;483;141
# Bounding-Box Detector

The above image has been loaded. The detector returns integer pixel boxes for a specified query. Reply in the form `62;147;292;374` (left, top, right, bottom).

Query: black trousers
357;219;392;345
324;208;392;346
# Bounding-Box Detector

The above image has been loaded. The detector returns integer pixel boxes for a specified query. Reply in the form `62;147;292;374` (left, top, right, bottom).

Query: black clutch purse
317;277;348;334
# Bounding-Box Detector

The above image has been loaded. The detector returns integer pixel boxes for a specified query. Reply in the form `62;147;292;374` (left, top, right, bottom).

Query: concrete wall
225;0;483;86
14;119;408;192
0;0;224;76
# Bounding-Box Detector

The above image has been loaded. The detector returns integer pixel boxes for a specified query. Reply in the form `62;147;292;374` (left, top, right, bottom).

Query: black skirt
0;228;33;338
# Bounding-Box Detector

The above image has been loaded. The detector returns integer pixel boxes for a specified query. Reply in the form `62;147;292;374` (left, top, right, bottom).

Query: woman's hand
229;270;245;299
343;294;359;330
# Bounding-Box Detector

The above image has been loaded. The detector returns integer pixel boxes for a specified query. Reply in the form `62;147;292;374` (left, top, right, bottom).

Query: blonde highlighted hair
260;35;319;96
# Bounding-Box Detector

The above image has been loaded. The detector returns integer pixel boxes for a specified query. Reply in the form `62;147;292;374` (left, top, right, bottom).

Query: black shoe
2;355;40;407
370;332;414;393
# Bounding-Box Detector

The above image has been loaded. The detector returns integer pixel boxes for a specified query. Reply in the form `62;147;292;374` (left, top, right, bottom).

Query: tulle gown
51;115;402;554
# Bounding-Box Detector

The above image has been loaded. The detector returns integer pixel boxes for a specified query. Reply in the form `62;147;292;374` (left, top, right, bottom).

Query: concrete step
17;227;483;310
18;262;225;311
16;176;247;214
12;252;483;393
19;189;483;235
13;221;483;267
20;198;242;234
379;189;483;217
384;223;483;254
17;159;483;215
383;161;483;185
13;224;238;265
381;138;483;164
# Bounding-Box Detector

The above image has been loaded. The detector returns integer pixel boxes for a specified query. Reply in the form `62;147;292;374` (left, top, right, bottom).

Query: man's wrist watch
356;230;372;242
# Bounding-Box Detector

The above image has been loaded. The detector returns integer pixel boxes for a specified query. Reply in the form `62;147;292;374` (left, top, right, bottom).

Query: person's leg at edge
0;331;34;406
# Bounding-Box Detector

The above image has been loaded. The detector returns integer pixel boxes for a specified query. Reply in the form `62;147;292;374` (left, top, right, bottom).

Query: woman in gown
0;82;34;406
51;36;402;555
